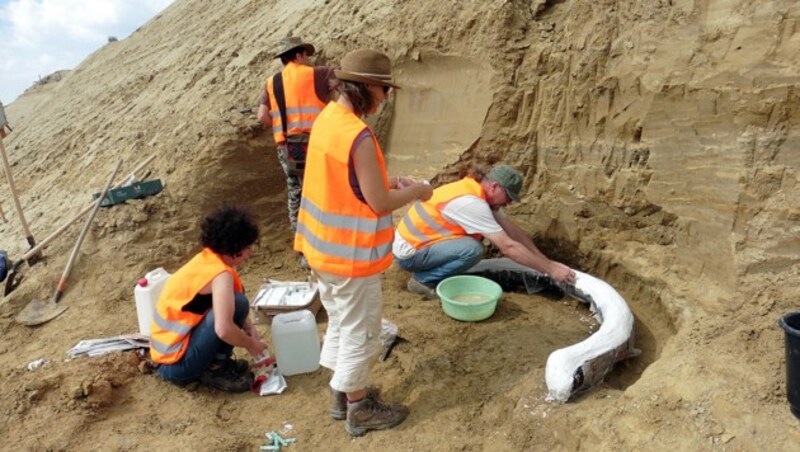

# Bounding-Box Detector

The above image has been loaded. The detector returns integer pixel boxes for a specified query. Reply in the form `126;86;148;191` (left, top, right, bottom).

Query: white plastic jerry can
271;310;321;376
134;267;171;335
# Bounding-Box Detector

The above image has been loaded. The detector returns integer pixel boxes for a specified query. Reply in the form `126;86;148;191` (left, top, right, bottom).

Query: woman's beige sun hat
334;49;401;90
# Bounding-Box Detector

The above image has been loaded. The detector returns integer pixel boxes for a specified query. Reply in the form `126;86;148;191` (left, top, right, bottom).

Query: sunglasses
382;86;392;95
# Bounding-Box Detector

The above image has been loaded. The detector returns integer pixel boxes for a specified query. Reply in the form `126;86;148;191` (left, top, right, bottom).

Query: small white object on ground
380;319;398;350
256;367;288;396
26;358;47;371
379;318;399;361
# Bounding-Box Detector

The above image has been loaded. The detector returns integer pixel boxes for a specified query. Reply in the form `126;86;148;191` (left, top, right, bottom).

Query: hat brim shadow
334;70;401;90
274;43;315;59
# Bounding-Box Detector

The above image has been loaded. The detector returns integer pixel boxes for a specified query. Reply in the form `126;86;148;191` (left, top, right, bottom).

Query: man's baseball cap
487;164;523;202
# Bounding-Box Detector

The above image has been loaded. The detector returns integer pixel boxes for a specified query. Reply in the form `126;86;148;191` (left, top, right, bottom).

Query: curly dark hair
336;80;376;117
200;206;259;256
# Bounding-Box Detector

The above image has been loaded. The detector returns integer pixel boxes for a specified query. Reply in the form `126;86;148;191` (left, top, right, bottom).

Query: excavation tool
0;101;40;261
93;178;163;207
4;153;157;296
16;159;121;326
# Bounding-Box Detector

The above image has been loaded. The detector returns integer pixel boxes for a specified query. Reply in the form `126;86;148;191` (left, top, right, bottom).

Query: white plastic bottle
134;267;171;335
271;310;320;376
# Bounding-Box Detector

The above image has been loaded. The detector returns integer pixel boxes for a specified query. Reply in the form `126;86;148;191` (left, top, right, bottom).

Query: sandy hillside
1;0;799;449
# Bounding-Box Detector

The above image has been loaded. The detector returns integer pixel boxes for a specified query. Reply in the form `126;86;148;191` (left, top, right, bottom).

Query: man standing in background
258;36;337;267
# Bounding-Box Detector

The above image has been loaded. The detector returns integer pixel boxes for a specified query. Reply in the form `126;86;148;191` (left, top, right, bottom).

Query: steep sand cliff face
1;0;799;449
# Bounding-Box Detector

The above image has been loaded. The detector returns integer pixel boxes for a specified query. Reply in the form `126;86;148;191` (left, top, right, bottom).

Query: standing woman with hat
294;49;433;436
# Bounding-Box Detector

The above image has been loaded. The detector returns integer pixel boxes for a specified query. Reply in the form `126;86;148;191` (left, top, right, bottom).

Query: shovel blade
15;299;68;326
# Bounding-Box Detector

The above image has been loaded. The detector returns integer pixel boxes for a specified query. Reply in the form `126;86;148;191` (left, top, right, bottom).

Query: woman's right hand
548;261;576;286
248;339;269;358
414;182;433;201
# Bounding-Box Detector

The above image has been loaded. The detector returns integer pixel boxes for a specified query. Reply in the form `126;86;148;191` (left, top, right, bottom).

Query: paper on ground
68;333;150;358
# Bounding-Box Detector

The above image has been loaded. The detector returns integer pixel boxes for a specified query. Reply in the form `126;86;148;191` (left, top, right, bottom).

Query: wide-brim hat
274;36;315;59
334;49;401;90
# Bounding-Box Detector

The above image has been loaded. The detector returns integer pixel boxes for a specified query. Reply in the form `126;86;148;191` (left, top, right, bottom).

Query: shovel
16;159;122;326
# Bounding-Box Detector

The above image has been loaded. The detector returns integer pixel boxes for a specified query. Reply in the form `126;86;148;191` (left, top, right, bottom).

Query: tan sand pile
1;0;799;449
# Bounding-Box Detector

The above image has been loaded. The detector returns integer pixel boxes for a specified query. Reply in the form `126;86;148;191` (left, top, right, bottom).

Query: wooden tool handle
52;160;122;303
0;136;34;239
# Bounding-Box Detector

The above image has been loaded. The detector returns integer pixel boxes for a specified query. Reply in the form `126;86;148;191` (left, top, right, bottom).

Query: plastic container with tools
134;267;171;335
251;280;321;320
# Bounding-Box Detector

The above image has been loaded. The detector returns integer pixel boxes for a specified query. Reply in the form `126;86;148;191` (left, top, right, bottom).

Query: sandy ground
2;0;800;450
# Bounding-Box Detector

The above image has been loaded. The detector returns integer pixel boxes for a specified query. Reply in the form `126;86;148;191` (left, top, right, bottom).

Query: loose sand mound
1;0;799;449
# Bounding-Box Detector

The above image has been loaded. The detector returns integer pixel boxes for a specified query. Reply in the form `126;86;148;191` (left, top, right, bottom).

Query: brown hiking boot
331;386;381;420
345;397;409;436
407;277;436;300
199;365;253;393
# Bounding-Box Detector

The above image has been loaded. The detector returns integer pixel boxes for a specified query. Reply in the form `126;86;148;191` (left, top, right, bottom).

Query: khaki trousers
313;269;383;393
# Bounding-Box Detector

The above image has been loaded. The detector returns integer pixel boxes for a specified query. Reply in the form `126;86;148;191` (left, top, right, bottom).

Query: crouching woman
149;206;268;392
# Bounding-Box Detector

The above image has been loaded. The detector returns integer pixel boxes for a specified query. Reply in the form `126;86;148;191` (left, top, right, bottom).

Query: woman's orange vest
149;248;244;365
396;177;486;249
266;62;327;143
294;102;394;277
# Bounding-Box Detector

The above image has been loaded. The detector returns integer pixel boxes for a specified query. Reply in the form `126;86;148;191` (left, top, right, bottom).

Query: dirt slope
1;0;799;449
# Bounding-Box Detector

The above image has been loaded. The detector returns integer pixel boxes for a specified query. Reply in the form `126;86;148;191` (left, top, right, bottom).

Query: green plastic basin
436;275;502;322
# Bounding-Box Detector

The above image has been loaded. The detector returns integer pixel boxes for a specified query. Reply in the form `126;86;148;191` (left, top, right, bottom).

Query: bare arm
257;103;272;126
484;222;576;285
493;211;550;262
210;271;267;357
354;137;432;213
243;318;262;341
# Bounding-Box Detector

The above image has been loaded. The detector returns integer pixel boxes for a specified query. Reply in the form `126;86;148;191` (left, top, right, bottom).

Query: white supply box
251;280;321;317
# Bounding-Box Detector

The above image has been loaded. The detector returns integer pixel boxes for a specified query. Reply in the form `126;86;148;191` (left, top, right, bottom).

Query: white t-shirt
393;195;503;259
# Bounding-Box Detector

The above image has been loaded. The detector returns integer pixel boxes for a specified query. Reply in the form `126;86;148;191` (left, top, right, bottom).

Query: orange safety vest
149;248;244;365
396;177;486;249
294;102;394;277
266;62;327;143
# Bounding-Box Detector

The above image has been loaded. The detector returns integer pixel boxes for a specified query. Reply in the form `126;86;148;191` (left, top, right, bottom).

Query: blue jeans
396;237;484;287
156;292;250;385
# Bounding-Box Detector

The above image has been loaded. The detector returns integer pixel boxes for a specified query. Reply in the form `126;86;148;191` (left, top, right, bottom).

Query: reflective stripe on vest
272;121;316;135
294;102;394;277
300;196;394;233
296;222;392;262
397;178;486;249
149;248;243;365
266;62;327;143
